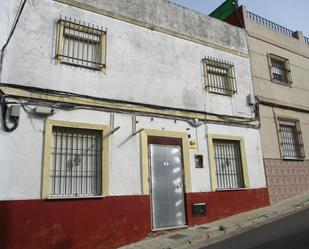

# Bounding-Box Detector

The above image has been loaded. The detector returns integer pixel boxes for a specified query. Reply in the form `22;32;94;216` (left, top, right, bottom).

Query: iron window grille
50;126;103;197
203;57;237;96
267;54;292;85
277;118;305;159
213;139;245;189
56;16;107;71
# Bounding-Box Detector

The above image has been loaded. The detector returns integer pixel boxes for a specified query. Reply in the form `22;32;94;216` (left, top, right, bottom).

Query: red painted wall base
186;188;270;226
0;188;269;249
0;196;151;249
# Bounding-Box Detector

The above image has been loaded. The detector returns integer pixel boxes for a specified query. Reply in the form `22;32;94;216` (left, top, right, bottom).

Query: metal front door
150;144;186;230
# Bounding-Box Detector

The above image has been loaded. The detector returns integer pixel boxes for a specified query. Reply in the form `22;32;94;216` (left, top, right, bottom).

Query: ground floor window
208;135;249;190
50;126;102;196
43;120;109;198
213;139;245;189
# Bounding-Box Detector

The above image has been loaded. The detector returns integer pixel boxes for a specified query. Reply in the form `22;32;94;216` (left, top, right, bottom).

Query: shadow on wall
53;240;72;249
0;202;9;249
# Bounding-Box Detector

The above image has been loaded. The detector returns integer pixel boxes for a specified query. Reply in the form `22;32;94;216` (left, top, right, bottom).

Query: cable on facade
0;0;27;81
1;95;20;132
232;6;262;128
0;82;261;130
0;82;258;120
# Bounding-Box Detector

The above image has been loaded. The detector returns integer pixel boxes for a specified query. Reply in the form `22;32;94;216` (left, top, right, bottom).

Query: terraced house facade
217;3;309;204
0;0;269;248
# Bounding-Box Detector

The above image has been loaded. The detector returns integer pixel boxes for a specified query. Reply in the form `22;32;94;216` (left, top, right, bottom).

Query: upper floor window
203;57;237;96
268;54;292;85
56;17;106;71
277;117;305;160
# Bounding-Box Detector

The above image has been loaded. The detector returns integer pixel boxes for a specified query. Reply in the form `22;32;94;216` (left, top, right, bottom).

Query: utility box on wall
192;203;207;216
194;154;204;168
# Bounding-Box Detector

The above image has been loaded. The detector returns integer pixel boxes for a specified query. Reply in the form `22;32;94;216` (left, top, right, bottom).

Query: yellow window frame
42;119;110;199
56;19;107;72
203;57;237;96
207;134;250;191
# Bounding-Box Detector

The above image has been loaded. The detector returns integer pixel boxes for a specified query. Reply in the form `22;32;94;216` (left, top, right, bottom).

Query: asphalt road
199;207;309;249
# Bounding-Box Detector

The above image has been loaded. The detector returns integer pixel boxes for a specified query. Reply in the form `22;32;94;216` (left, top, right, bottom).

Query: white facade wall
0;0;22;48
206;123;266;189
0;107;266;200
0;0;266;200
2;0;254;118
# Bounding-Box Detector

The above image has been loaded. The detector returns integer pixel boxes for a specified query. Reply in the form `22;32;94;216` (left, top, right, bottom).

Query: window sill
271;79;292;87
283;157;305;161
216;188;249;192
45;195;104;200
207;90;236;97
59;60;105;72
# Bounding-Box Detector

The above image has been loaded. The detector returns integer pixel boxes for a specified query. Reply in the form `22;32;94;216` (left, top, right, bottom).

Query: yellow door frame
140;129;192;195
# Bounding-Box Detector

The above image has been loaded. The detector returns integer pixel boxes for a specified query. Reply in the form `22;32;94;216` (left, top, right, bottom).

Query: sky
170;0;309;37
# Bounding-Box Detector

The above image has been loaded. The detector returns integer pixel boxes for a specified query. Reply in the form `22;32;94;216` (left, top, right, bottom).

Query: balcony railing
246;11;309;45
247;11;293;37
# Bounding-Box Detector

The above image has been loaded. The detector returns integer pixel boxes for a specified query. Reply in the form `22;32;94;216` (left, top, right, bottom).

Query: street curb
191;203;309;248
120;193;309;249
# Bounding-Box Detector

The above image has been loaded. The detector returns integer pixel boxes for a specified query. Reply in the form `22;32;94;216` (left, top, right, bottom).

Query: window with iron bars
49;126;103;197
277;118;305;159
268;54;292;85
55;17;106;71
213;139;245;189
203;57;237;96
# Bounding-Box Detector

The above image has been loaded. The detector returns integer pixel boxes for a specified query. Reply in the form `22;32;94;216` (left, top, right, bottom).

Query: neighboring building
0;0;269;248
214;2;309;204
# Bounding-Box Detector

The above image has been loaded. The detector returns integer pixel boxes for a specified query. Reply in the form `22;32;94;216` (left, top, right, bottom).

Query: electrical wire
0;0;27;81
0;2;258;129
0;87;260;133
232;5;262;127
0;82;258;121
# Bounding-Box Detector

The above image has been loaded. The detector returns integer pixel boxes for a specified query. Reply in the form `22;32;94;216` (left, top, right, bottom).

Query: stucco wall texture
0;107;267;200
240;8;309;160
1;0;254;118
0;1;269;248
0;189;269;249
72;0;248;53
234;6;309;204
0;0;266;203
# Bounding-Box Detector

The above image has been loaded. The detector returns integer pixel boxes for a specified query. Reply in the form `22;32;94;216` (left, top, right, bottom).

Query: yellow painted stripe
1;85;259;127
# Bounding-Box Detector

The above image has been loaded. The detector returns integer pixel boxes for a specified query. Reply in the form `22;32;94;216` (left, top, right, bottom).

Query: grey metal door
150;144;186;230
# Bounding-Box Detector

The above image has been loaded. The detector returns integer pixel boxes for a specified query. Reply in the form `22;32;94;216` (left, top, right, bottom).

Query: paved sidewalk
120;192;309;249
